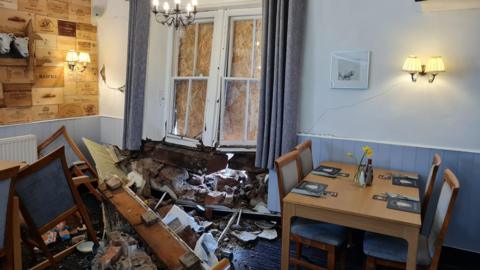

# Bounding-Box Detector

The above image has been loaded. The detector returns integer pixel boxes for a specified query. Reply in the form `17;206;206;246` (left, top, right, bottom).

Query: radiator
0;134;38;164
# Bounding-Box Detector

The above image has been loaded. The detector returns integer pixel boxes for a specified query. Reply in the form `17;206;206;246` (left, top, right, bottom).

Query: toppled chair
0;165;20;270
14;146;99;269
38;126;101;201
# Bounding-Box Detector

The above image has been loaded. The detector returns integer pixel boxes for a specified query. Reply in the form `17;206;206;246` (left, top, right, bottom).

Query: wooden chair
363;169;460;270
295;140;314;178
422;154;441;224
14;146;99;270
0;165;20;270
275;150;347;270
38;125;101;201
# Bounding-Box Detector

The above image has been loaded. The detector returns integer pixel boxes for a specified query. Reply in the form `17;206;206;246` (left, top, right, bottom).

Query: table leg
281;203;293;270
405;227;419;270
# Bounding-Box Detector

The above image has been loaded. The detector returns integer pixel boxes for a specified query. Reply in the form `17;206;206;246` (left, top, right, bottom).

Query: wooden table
281;161;421;270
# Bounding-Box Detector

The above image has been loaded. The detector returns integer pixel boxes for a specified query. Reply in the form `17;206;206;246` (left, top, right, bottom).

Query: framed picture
330;50;370;89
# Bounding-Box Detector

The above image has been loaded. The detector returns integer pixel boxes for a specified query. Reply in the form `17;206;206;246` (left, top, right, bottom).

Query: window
164;9;262;150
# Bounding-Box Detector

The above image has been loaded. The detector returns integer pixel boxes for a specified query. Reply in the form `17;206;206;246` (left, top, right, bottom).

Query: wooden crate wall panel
34;15;58;33
0;0;18;10
0;107;32;124
0;8;33;34
34;66;64;87
0;1;99;126
32;87;63;105
31;104;58;120
46;0;68;20
18;0;47;15
3;83;32;107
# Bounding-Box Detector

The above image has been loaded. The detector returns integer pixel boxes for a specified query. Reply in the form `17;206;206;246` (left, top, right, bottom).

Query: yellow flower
346;152;354;157
362;146;373;157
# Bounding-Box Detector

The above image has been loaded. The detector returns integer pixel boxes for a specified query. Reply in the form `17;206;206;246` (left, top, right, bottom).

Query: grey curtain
255;0;306;169
123;0;151;150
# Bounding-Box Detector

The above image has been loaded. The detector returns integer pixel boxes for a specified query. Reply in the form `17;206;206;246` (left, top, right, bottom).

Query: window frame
163;8;262;151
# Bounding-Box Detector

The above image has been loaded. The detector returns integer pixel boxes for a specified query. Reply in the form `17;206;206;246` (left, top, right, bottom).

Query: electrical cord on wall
100;64;126;92
302;81;403;136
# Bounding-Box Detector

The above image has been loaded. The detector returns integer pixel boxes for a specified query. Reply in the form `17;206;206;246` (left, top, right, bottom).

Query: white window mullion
244;80;250;142
192;23;199;76
250;20;257;78
184;79;193;136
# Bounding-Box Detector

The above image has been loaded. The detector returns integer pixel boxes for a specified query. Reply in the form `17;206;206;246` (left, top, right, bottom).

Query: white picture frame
330;50;371;89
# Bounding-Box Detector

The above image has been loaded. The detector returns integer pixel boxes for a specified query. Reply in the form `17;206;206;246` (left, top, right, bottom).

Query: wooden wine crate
64;94;96;103
58;102;97;117
0;83;5;107
0;0;18;10
76;39;96;52
2;67;34;83
3;83;32;107
69;0;90;7
18;0;47;15
32;87;64;105
31;104;58;120
68;4;90;23
35;47;64;66
76;23;96;40
34;15;58;34
58;20;76;37
0;107;32;124
34;66;64;87
47;0;68;20
76;81;98;95
57;36;76;51
0;8;33;34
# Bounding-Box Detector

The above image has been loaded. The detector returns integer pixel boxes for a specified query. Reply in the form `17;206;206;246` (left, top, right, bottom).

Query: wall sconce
66;50;91;72
402;55;445;83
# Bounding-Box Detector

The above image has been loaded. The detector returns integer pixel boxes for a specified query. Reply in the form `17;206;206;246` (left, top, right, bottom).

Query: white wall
96;0;129;118
299;0;480;153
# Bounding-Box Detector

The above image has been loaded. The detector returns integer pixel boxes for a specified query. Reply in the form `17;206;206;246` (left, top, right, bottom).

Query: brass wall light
402;55;445;83
66;50;91;72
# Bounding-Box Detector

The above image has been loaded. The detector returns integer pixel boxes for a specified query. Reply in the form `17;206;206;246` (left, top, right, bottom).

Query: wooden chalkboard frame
0;165;20;261
13;146;98;269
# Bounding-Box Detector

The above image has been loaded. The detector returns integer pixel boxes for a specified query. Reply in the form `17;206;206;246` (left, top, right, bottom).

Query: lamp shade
66;50;78;62
402;56;422;73
425;56;445;73
78;52;91;63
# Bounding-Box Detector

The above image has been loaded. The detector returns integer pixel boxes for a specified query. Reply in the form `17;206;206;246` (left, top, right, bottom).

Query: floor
22;192;480;270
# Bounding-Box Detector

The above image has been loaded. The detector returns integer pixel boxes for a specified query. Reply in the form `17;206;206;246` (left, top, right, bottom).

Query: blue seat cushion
290;217;348;246
363;232;432;266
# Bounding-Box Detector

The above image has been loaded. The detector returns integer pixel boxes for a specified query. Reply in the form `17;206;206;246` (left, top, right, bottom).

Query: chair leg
84;182;102;202
327;245;335;270
365;256;376;270
295;242;303;270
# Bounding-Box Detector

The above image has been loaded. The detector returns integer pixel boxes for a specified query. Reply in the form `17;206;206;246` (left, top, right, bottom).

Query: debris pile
91;231;156;270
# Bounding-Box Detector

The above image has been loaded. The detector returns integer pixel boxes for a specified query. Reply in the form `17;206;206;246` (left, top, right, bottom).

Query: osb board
247;81;259;140
222;80;247;141
0;106;32;124
195;22;213;77
31;104;58;120
68;4;90;23
3;83;32;107
33;66;64;87
230;19;253;78
58;102;97;118
254;19;262;79
18;0;47;15
177;25;195;77
34;15;58;33
0;8;33;33
172;80;188;136
0;0;17;10
186;80;207;139
31;87;64;105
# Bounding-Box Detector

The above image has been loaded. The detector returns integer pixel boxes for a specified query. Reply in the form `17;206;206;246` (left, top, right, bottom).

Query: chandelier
152;0;198;29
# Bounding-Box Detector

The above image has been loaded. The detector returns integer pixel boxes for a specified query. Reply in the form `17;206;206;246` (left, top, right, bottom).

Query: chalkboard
0;178;12;250
15;158;75;229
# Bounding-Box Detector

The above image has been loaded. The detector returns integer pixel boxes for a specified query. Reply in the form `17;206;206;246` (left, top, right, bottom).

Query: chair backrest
294;140;313;178
15;146;78;233
0;166;19;257
422;154;441;223
38;126;87;168
427;169;460;268
274;150;302;214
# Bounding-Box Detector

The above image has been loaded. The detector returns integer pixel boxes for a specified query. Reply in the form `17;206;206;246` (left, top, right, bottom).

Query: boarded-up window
171;21;213;139
221;18;262;144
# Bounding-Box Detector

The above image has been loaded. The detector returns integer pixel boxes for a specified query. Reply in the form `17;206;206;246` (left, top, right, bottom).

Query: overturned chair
38;126;101;201
14;146;99;269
